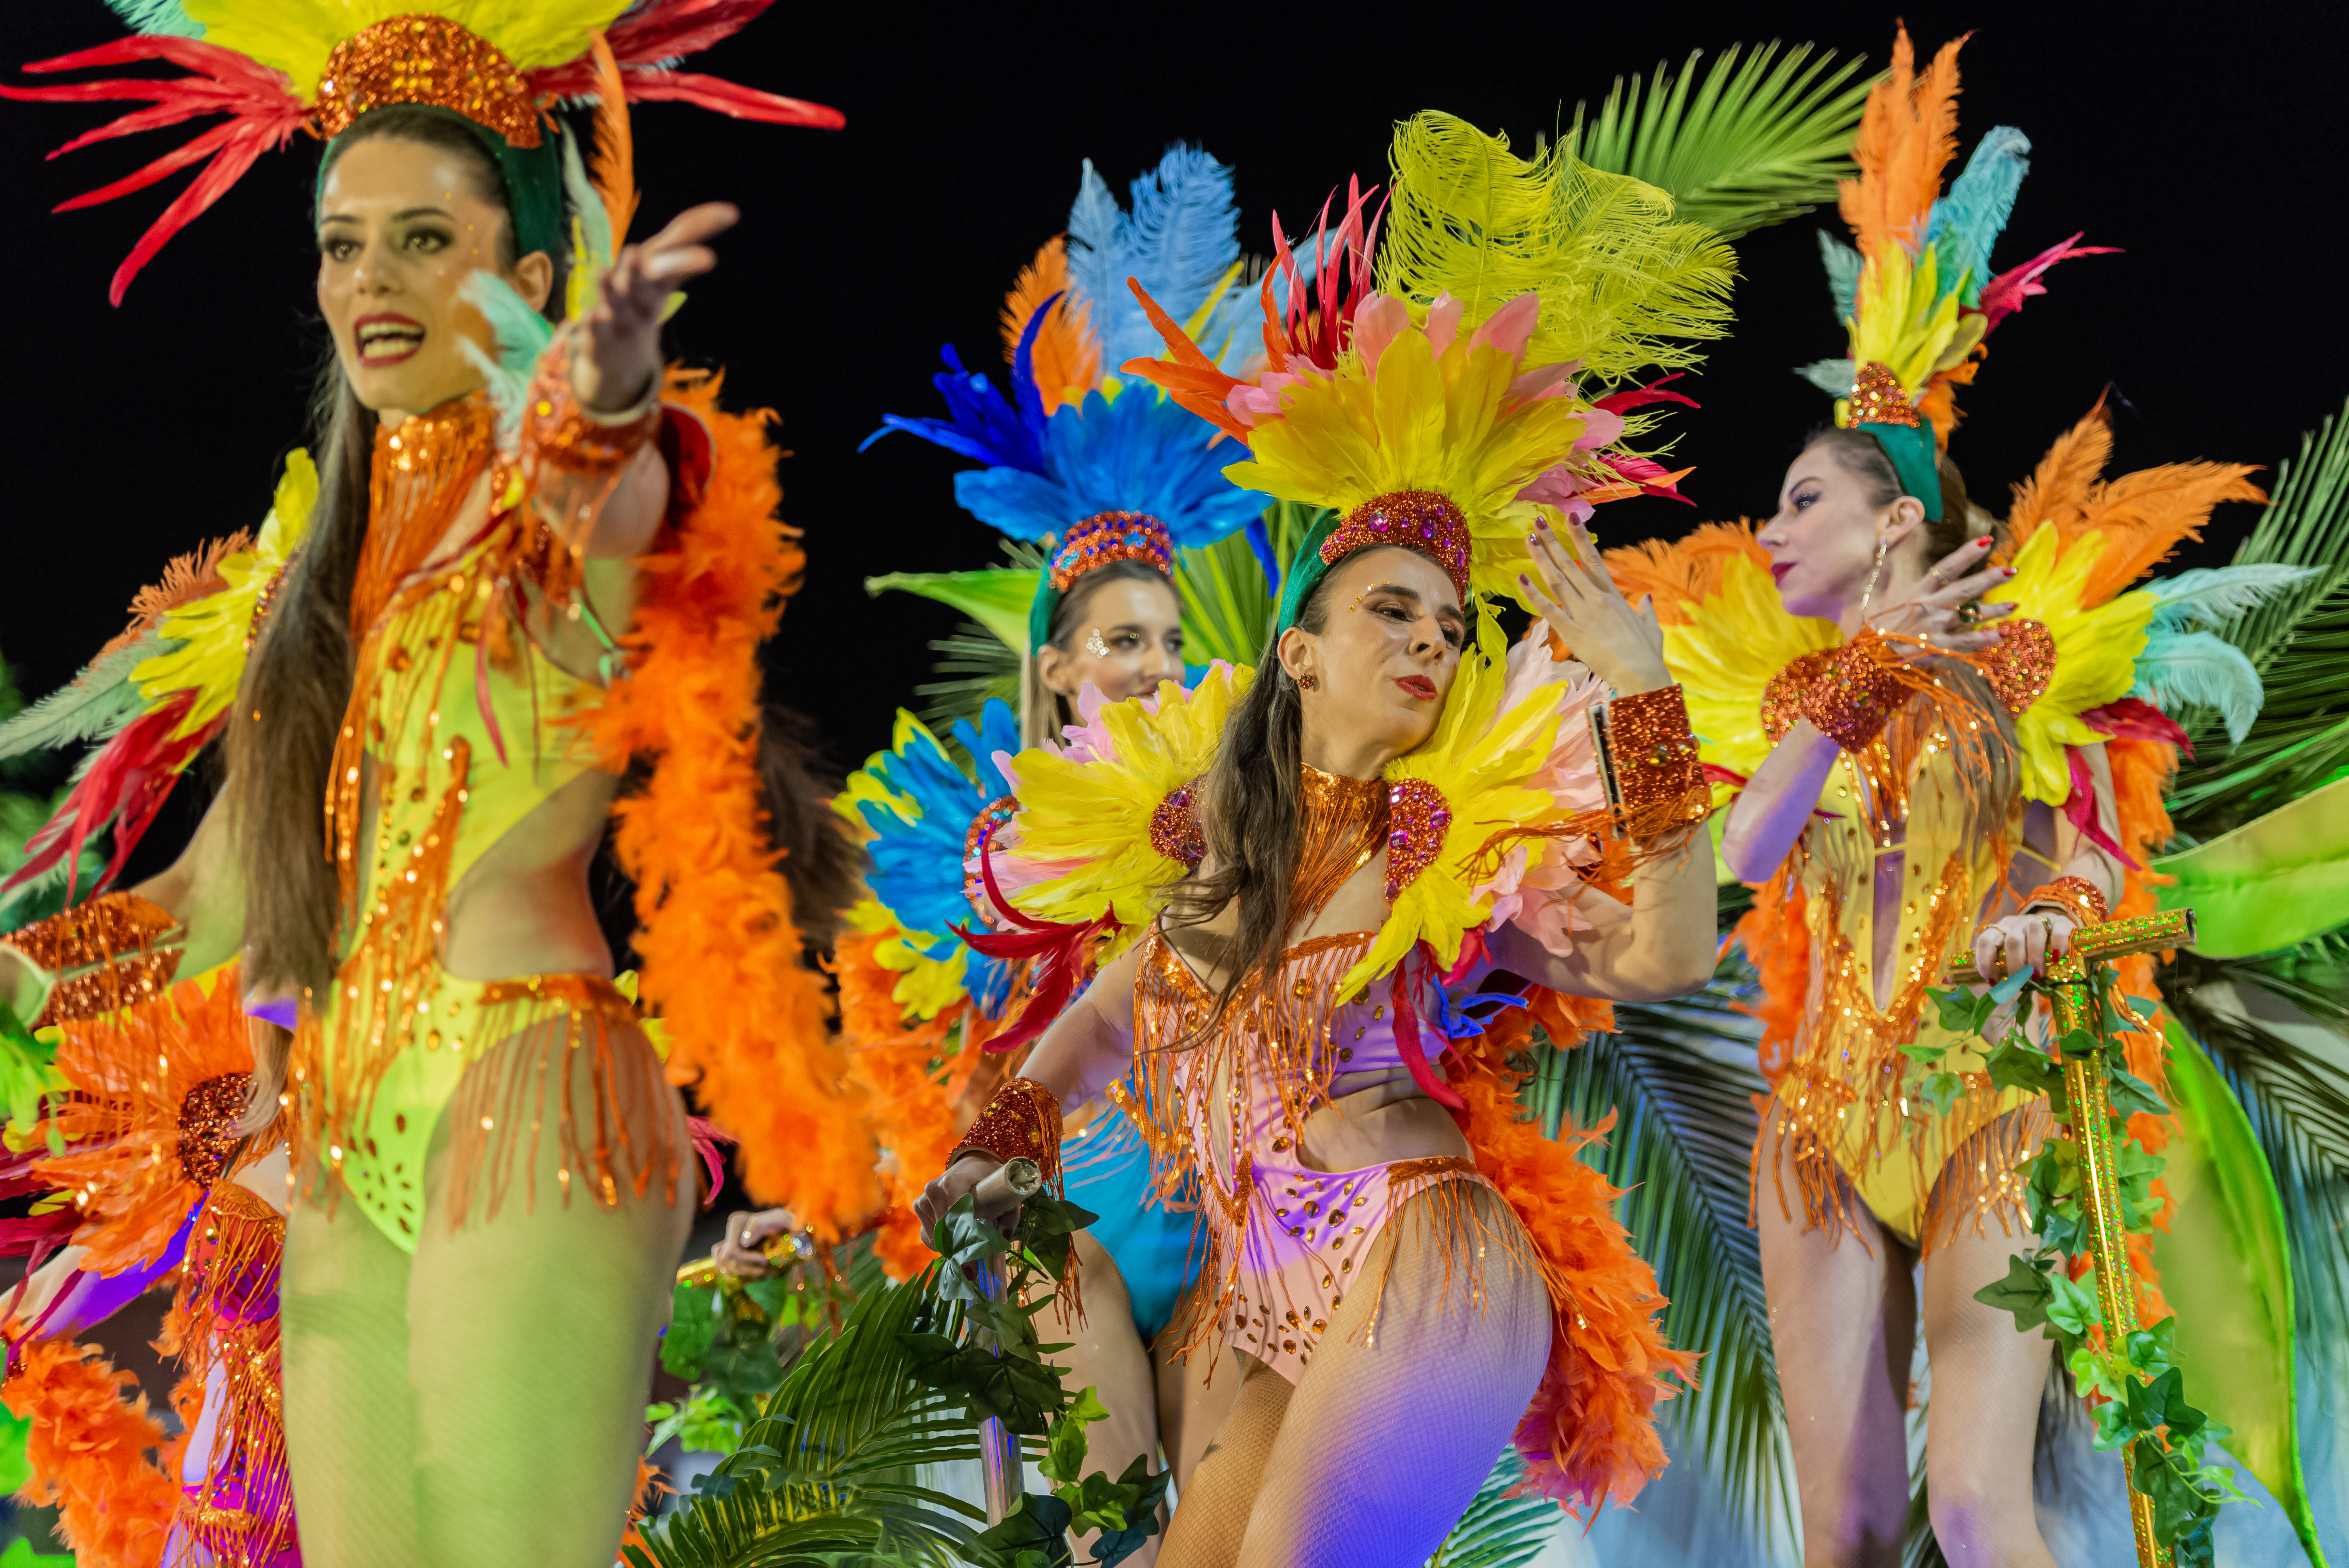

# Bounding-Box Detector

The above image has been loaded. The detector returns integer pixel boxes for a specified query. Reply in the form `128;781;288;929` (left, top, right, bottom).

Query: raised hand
1971;907;2076;983
572;201;740;413
1866;535;2016;657
1517;514;1672;694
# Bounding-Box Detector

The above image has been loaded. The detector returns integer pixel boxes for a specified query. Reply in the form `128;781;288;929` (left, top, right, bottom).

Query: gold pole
1948;909;2192;1568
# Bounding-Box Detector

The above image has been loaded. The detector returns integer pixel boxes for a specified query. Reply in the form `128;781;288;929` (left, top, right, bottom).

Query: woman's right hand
709;1208;804;1278
1864;536;2016;656
912;1151;1008;1247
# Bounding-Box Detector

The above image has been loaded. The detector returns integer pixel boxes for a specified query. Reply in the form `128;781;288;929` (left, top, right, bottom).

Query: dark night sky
2;3;2342;871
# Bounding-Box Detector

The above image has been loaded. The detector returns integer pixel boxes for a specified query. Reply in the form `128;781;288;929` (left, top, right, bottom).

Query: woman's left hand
709;1206;802;1278
1971;908;2077;982
1518;515;1671;694
572;201;740;413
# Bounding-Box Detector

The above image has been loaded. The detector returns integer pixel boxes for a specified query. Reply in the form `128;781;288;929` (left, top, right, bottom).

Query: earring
1296;671;1318;691
1857;532;1887;622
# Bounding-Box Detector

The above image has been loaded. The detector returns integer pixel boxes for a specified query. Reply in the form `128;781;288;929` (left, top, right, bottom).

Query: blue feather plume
1924;127;2031;306
1065;146;1246;372
854;702;1023;1015
2141;564;2317;635
2132;630;2266;744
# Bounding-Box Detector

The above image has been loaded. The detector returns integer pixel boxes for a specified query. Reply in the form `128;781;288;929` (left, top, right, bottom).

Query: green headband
1856;421;1944;524
317;105;565;265
1274;513;1343;635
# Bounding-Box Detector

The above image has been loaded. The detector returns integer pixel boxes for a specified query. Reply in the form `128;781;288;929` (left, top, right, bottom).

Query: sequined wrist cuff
1591;684;1708;842
520;342;662;483
2022;876;2108;930
2;892;181;1027
1797;631;1909;750
948;1076;1064;1184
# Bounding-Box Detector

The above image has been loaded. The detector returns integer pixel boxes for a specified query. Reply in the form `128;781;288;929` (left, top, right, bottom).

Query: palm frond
1424;1447;1554;1568
1570;43;1877;240
2169;396;2349;834
1541;951;1796;1555
911;624;1023;747
2165;950;2349;1342
627;1270;987;1568
1174;529;1275;668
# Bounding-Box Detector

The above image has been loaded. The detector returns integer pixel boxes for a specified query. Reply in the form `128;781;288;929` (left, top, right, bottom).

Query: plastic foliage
1422;1447;1557;1568
1916;971;2242;1565
1568;41;1876;242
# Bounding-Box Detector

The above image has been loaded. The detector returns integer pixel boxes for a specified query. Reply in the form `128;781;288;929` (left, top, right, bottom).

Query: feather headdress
4;0;841;302
1125;110;1733;629
1796;25;2113;517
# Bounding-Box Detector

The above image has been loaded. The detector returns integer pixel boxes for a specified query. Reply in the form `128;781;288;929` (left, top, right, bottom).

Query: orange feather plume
578;369;880;1238
1837;25;1969;264
1449;1014;1695;1515
1601;522;1771;626
835;927;973;1278
588;32;639;246
1000;237;1099;415
2;1335;180;1568
96;531;251;660
2002;401;2266;605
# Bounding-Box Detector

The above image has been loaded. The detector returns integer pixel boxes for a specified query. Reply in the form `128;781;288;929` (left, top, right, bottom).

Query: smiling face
1756;438;1919;622
1282;546;1464;773
1036;571;1185;706
315;133;551;421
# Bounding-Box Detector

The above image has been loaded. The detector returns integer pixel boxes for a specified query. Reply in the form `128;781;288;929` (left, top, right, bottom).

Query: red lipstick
1769;561;1795;584
353;311;424;367
1395;675;1438;701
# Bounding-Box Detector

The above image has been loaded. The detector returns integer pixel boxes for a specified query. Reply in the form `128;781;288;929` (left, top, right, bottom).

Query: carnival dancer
920;111;1731;1565
1607;28;2271;1564
0;6;852;1563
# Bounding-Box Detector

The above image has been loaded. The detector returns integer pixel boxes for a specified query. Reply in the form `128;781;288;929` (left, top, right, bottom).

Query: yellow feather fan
185;0;634;99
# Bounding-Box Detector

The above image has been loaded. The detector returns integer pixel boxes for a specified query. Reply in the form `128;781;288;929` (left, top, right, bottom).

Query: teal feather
458;272;555;446
0;638;163;762
1923;127;2030;306
2143;564;2318;635
1819;231;1862;322
1797;358;1854;397
2133;629;2267;744
1064;146;1246;372
102;1;202;36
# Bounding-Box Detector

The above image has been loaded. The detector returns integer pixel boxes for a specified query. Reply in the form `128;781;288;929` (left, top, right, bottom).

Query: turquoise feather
1818;231;1862;322
458;273;555;447
2143;564;2317;635
559;124;612;288
2132;629;2266;744
1797;358;1854;396
1924;126;2030;305
0;639;162;761
102;0;201;36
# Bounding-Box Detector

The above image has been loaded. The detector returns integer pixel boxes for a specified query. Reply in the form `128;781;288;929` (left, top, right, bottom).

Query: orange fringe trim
1451;1015;1695;1516
578;369;877;1238
2;1333;181;1568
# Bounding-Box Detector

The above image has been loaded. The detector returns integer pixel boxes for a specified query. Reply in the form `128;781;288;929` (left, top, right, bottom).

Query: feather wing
0;641;161;763
2145;565;2319;635
1923;124;2030;303
2005;403;2117;550
1835;25;1965;266
2079;458;2269;604
2132;630;2265;744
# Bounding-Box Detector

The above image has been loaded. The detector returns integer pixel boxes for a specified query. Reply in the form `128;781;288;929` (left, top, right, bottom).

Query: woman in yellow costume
0;4;855;1563
918;112;1728;1565
1611;29;2271;1565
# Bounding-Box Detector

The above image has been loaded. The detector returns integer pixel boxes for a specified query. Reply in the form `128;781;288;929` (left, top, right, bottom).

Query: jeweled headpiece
2;1;842;303
1048;513;1175;592
1126;110;1733;636
1798;25;2112;520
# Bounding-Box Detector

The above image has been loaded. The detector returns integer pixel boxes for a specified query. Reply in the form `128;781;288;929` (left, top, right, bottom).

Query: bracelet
519;340;663;490
1589;684;1707;842
1794;629;1913;751
0;892;180;1027
948;1076;1064;1186
2022;876;2108;930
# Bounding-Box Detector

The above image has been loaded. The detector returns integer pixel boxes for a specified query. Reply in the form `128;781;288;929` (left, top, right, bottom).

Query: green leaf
970;1490;1075;1566
1569;42;1877;240
1040;1385;1106;1488
1927;984;1994;1039
868;568;1041;657
1972;1254;2056;1334
2045;1268;2104;1338
660;1279;721;1379
1915;1071;1967;1118
1984;1038;2064;1100
2108;1062;2171;1119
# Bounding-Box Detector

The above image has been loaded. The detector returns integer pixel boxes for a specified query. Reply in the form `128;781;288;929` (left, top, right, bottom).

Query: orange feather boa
835;927;971;1277
578;369;877;1236
1453;1011;1695;1515
2;1334;182;1566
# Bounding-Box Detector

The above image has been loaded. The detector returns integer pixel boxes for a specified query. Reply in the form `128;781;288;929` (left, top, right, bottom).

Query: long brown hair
227;108;543;1001
755;700;864;955
1167;544;1441;1021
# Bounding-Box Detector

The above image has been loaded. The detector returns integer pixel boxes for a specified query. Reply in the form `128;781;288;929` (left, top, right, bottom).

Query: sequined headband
1048;512;1174;590
316;15;539;145
1274;490;1472;634
1027;511;1176;651
1845;362;1944;522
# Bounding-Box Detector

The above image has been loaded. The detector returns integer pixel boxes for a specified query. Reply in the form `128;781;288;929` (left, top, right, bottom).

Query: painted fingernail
1975;535;1993;547
2002;566;2018;576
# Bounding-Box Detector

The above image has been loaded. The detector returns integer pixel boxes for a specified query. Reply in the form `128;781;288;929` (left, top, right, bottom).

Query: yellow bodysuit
290;394;677;1248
